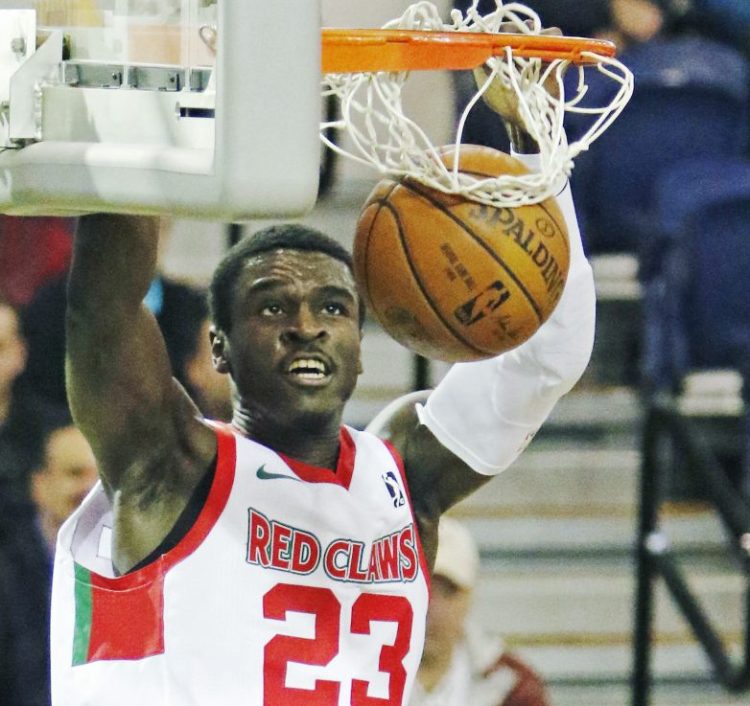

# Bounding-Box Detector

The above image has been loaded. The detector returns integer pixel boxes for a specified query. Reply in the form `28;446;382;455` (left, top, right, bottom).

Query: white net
321;0;633;208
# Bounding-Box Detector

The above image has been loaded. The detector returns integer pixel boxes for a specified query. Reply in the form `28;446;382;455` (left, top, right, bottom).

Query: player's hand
471;25;563;131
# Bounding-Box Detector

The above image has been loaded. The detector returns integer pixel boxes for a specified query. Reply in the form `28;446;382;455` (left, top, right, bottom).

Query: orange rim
322;28;616;73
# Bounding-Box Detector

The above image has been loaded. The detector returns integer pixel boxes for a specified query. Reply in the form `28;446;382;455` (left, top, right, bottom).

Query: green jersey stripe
72;563;93;666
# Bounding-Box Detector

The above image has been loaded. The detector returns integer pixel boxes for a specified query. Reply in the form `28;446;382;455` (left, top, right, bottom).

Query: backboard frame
0;2;322;220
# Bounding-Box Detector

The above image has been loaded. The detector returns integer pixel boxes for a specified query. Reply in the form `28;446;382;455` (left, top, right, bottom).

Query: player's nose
281;306;327;343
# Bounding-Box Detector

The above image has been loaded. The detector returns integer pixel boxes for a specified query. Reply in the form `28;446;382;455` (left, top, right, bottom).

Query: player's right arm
66;214;217;570
394;49;595;559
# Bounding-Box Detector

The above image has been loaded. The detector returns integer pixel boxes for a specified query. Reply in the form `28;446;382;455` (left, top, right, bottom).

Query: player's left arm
397;167;596;517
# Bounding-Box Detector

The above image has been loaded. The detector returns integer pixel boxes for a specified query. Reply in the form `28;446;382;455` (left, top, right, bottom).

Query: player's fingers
472;63;491;85
471;22;566;109
471;65;521;123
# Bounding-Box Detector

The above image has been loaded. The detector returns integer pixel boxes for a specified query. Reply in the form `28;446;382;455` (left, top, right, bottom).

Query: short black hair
209;223;365;333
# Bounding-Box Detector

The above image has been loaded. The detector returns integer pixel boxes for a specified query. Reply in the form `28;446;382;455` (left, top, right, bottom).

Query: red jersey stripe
70;424;237;664
279;427;356;489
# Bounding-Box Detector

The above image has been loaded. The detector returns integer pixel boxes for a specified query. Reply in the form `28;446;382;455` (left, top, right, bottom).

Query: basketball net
321;0;634;208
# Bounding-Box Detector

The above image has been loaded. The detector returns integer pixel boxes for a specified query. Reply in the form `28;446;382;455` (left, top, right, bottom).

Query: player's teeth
289;359;326;374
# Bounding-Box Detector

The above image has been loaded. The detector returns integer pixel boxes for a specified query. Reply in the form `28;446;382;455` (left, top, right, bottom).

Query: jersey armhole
91;423;237;588
383;439;432;597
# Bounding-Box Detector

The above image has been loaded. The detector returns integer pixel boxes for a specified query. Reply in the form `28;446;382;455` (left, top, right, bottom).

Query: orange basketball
353;145;570;362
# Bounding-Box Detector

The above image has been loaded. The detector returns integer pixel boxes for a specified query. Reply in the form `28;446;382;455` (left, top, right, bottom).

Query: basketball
353;145;570;362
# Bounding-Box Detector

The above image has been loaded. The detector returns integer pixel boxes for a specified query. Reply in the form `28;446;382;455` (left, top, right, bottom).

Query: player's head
208;224;364;424
209;224;364;334
0;295;27;401
422;516;479;665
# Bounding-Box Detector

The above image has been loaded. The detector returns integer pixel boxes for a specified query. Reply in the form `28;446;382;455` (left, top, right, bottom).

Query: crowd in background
0;216;231;705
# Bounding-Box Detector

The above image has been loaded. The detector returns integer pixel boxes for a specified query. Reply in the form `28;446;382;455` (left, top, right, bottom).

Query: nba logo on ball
354;145;570;363
453;280;511;327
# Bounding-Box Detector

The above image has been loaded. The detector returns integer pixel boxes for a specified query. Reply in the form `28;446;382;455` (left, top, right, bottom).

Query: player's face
219;249;362;428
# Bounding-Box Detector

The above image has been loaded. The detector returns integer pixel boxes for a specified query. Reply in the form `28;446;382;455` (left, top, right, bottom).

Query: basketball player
51;60;595;706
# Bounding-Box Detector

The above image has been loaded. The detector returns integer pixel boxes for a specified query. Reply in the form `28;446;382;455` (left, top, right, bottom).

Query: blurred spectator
171;284;232;421
695;0;750;44
29;418;99;554
182;310;233;422
0;216;74;308
663;0;750;52
20;220;219;410
0;296;46;504
0;298;27;432
451;0;666;44
505;0;612;38
0;413;98;706
514;1;750;54
451;1;613;47
597;0;666;50
19;276;69;408
411;517;550;706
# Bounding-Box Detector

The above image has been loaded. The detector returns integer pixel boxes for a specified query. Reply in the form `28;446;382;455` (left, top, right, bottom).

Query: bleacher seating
633;155;750;704
642;156;750;395
571;36;749;256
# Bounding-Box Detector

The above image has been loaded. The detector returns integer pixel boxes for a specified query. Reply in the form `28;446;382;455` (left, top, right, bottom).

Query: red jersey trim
279;427;356;489
71;424;237;664
383;440;431;597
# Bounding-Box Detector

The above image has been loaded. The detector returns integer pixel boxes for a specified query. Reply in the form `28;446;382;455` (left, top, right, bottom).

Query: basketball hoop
321;0;634;209
322;29;617;73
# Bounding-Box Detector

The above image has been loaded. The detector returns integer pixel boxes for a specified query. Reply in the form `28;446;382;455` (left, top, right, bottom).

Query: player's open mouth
287;357;331;383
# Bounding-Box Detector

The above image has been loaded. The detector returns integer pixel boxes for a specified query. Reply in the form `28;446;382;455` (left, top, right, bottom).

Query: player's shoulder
344;424;393;453
364;390;431;445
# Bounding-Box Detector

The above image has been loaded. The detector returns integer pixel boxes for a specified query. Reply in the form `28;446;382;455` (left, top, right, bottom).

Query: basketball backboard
0;1;321;219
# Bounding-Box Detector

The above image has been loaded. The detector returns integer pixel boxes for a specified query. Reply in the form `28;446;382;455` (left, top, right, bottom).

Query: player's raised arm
397;51;596;519
404;167;595;508
65;215;216;524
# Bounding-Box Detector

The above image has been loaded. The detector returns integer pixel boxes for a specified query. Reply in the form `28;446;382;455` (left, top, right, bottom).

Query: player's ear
209;326;231;374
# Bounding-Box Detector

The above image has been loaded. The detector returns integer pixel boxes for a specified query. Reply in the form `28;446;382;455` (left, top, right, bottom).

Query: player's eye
260;302;284;316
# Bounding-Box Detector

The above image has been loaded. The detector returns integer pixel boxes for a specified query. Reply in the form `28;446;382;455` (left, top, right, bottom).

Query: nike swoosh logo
256;465;300;482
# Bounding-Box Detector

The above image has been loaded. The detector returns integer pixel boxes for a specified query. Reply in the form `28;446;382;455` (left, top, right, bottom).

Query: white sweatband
418;156;596;475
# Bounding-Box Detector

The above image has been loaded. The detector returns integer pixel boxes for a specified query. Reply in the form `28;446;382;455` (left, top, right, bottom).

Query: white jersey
50;424;430;706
